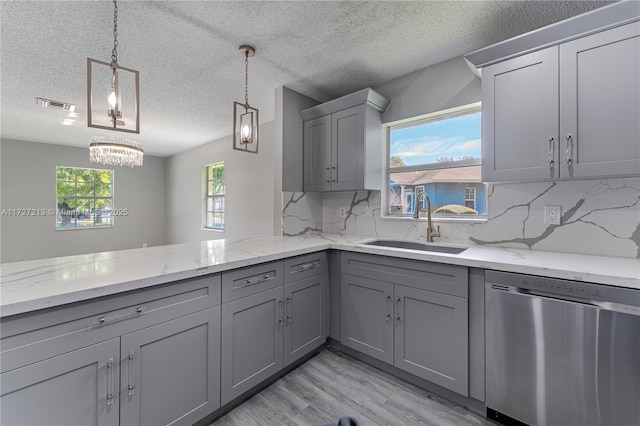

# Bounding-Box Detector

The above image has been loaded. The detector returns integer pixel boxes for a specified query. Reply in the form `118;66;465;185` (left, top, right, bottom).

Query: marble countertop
1;234;639;317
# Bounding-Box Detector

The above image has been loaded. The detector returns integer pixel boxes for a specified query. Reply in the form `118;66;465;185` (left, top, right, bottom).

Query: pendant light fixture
233;45;259;154
87;0;140;134
87;0;142;167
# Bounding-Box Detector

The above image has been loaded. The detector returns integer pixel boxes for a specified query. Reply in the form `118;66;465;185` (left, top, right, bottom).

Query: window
205;162;225;230
386;103;486;219
465;187;476;210
56;166;113;229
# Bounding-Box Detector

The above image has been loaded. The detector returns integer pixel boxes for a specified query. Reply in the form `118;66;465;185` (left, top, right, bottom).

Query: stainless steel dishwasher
485;270;640;426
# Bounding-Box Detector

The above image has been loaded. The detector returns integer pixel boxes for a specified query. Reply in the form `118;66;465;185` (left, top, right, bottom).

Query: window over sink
384;103;487;220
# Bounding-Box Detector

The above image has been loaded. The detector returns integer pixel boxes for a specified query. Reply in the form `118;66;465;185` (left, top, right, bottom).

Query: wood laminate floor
210;350;493;426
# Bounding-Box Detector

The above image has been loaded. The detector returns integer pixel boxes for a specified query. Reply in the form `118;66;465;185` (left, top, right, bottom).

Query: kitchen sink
363;239;467;254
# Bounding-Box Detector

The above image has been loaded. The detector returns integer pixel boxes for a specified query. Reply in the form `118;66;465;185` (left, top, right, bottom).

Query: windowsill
56;225;114;231
380;215;487;224
201;227;225;233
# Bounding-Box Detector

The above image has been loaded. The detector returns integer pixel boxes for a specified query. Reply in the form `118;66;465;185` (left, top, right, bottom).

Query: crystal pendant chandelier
90;135;143;167
87;0;143;167
233;45;259;154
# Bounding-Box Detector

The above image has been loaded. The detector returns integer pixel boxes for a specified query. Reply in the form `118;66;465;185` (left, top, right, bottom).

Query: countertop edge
1;236;638;318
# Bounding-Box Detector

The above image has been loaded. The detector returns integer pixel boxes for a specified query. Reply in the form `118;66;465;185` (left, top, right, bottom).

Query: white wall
165;121;277;244
0;138;166;263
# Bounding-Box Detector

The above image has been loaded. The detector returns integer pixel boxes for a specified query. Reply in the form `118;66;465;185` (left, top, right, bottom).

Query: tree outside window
56;166;113;229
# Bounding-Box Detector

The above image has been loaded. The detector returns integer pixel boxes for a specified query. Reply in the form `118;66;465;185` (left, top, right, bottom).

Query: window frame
55;166;114;230
203;162;225;232
382;102;486;222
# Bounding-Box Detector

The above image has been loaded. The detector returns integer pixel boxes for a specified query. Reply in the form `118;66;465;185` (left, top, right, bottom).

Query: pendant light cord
111;0;118;64
244;50;249;107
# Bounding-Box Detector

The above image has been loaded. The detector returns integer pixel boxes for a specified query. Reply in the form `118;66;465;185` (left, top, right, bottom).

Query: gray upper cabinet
559;22;640;178
482;47;559;182
303;114;332;192
478;17;639;183
300;88;390;192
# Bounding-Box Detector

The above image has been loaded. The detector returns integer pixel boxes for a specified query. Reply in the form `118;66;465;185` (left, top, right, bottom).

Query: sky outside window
390;112;481;166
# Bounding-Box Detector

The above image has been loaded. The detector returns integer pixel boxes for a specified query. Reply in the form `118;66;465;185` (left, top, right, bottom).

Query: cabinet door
482;46;559;182
303;115;331;192
332;105;366;191
284;273;327;366
560;22;640;178
341;274;394;364
221;287;284;405
394;285;468;396
119;308;220;426
1;338;120;426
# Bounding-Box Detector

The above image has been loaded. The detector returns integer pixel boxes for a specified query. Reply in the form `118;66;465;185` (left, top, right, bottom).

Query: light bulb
108;90;117;109
242;123;251;139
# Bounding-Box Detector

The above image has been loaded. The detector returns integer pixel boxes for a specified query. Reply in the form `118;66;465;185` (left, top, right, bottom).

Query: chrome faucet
412;192;441;242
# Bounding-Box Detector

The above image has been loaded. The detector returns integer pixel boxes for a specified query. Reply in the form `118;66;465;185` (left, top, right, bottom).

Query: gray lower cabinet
340;252;469;396
221;287;284;405
120;307;220;426
221;265;328;405
0;338;121;426
341;274;394;364
394;285;468;396
0;274;222;426
284;273;327;365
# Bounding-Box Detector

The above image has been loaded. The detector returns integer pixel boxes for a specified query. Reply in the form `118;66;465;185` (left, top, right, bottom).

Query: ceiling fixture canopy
90;135;143;167
87;0;140;134
233;45;259;154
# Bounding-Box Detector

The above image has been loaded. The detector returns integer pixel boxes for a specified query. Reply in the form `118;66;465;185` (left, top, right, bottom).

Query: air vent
37;97;76;112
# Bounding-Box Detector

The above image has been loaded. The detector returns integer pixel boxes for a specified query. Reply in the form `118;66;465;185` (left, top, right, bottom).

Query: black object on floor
323;417;359;426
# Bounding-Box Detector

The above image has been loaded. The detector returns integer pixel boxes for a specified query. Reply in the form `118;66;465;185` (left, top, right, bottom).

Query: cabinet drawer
341;252;468;297
1;274;221;373
221;261;284;302
283;252;327;283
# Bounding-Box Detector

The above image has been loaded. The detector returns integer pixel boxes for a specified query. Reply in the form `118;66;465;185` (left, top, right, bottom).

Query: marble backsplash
283;178;640;258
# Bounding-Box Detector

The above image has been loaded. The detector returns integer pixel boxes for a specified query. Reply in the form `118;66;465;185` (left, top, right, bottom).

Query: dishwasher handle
488;283;640;316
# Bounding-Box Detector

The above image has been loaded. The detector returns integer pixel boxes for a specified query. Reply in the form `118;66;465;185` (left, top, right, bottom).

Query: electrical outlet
544;205;561;225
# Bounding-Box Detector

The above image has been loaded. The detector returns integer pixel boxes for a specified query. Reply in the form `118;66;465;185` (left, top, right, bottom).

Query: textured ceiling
1;0;616;157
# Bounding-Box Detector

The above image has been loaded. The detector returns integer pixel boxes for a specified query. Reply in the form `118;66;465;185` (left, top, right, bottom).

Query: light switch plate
544;205;561;225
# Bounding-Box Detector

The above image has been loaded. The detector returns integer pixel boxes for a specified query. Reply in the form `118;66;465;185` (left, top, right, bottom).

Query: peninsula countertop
1;234;639;317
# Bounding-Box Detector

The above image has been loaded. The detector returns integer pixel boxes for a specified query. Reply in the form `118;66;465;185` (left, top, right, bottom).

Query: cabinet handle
94;307;145;326
547;137;555;165
326;167;330;184
127;351;135;396
386;294;391;300
565;133;573;164
395;316;401;323
263;275;270;279
385;313;391;321
106;358;114;406
286;295;293;323
278;299;284;325
396;297;401;303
